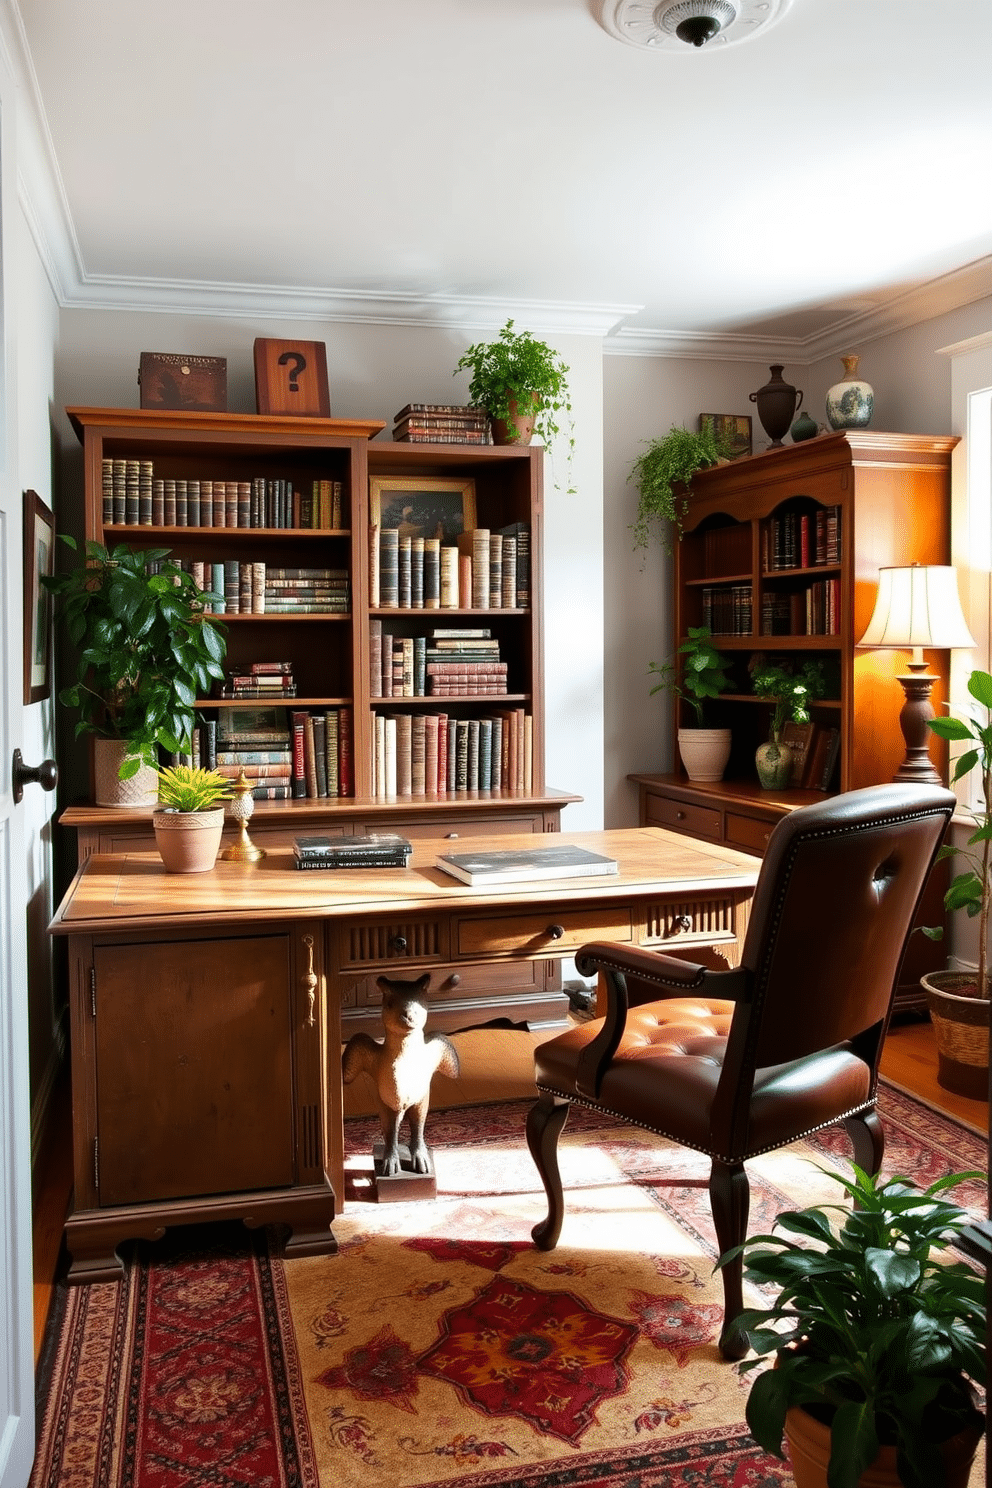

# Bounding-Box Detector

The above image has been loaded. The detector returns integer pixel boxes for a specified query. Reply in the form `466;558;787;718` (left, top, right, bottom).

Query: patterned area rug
32;1082;987;1488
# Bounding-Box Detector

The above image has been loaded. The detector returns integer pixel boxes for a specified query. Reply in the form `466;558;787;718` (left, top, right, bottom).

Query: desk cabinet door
92;935;295;1205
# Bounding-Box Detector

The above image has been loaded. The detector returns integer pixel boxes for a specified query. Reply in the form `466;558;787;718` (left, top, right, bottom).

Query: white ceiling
12;0;992;359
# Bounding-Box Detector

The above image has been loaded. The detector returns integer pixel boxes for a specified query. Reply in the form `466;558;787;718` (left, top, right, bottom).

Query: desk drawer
339;917;447;969
725;812;776;855
456;907;633;958
644;794;722;841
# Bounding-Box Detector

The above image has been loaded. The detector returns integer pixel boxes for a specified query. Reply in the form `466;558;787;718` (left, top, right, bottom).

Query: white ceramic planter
93;738;158;808
677;728;731;783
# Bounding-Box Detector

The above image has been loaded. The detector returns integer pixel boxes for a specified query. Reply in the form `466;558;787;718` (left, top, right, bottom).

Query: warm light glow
858;565;976;654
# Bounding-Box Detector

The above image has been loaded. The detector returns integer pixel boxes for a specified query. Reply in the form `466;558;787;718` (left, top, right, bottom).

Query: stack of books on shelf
369;624;508;699
370;708;531;798
369;523;529;611
293;834;412;871
101;458;346;529
763;505;843;571
290;707;354;799
701;583;752;635
177;560;350;615
213;707;294;799
390;404;490;445
218;662;298;700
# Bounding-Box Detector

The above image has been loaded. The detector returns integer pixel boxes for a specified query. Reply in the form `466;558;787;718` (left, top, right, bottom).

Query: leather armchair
526;783;956;1359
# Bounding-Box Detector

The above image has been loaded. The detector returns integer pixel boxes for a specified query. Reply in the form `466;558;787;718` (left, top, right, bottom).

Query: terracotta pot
785;1403;982;1488
490;393;538;446
93;737;158;808
677;727;731;782
755;735;793;790
153;807;226;873
920;970;990;1099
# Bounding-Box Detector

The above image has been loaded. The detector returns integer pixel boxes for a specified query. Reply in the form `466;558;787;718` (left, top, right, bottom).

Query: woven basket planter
920;971;990;1100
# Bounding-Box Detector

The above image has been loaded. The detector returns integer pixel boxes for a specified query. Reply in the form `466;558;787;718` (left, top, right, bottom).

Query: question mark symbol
278;350;307;393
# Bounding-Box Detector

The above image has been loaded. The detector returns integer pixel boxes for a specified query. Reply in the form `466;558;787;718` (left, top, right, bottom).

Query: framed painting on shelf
23;488;55;703
699;413;752;460
369;476;477;542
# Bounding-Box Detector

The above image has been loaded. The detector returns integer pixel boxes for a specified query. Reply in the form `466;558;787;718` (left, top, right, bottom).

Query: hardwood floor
32;1017;988;1366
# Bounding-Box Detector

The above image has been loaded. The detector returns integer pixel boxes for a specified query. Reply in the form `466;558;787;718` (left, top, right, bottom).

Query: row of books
391;403;490;446
102;460;347;530
370;523;529;610
370;624;509;697
181;560;350;615
195;706;355;798
763;505;843;572
760;580;841;637
701;583;753;636
371;708;532;798
780;720;841;791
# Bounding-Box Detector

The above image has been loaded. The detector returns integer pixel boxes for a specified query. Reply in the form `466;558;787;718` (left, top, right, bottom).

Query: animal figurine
342;974;459;1177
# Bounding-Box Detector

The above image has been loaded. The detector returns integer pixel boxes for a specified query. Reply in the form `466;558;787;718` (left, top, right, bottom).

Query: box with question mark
253;338;330;418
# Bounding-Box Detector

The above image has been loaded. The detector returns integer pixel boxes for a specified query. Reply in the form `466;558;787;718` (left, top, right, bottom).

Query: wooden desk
49;827;760;1281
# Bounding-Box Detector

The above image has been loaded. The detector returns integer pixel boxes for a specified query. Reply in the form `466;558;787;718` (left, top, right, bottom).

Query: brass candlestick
220;771;266;861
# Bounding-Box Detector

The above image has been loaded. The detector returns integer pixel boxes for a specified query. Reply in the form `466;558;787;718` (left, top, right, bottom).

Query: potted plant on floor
628;423;727;552
43;538;227;807
454;319;574;489
648;625;734;781
153;763;234;872
920;667;992;1097
750;658;827;789
724;1164;986;1488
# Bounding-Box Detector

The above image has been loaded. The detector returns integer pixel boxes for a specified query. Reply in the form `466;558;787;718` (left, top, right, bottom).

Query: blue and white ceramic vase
825;355;874;430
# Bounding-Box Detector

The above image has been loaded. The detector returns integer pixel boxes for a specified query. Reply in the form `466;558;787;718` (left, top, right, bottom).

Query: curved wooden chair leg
843;1108;885;1194
709;1159;750;1360
526;1094;571;1251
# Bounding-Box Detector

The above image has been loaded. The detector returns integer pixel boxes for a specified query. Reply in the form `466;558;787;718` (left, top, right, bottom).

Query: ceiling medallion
597;0;794;51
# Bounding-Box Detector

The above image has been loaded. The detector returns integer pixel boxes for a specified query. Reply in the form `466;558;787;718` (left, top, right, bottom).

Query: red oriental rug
32;1081;987;1488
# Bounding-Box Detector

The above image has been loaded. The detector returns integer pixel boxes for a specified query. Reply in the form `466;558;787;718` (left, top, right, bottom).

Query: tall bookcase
629;429;958;1011
61;407;579;1031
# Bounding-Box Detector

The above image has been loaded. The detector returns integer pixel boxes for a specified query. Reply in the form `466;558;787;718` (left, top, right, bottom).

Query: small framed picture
699;413;752;459
369;476;477;541
23;488;55;704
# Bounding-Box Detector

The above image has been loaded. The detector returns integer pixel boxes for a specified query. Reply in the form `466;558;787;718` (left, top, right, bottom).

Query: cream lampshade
858;564;975;784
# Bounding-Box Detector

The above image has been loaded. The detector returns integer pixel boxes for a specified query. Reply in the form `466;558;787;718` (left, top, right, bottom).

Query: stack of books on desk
435;844;619;886
293;834;413;870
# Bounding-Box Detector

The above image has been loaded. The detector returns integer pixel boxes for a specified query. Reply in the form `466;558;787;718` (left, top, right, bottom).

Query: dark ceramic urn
750;365;803;448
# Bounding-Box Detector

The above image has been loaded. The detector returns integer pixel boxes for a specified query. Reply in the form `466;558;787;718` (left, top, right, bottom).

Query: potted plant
648;625;734;781
920;668;992;1097
153;763;234;873
454;319;574;488
750;658;827;789
43;537;227;807
628;423;727;552
724;1164;986;1488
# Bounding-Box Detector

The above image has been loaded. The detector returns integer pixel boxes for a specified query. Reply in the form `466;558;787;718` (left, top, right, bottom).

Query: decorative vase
677;727;732;783
790;410;818;443
785;1402;983;1488
93;737;158;808
152;807;226;873
749;365;803;448
920;970;990;1099
825;354;874;430
490;393;538;446
755;735;793;790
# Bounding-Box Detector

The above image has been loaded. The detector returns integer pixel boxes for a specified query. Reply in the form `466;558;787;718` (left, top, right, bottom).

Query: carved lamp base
893;665;942;786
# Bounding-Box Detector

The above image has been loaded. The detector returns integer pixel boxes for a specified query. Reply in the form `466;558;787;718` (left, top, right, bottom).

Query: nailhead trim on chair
534;1080;876;1167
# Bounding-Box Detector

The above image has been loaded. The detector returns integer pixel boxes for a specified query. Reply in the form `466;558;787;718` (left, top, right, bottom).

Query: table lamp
858;564;975;785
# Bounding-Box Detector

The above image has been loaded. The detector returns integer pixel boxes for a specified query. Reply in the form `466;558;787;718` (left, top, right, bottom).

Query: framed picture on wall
699;413;752;459
369;476;477;541
23;489;55;704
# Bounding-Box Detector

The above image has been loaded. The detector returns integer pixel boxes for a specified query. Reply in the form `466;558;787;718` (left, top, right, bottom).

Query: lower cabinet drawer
643;794;722;841
365;814;544;841
456;907;633;958
344;957;549;1008
725;812;776;854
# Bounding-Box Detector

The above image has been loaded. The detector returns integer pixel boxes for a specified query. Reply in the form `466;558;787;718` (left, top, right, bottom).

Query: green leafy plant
724;1165;986;1488
155;763;233;812
924;668;992;999
454;319;574;487
751;659;827;737
42;537;227;777
628;424;727;551
648;626;734;726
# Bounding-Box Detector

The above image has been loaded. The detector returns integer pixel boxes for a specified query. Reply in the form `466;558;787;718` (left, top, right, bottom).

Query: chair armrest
572;942;748;1100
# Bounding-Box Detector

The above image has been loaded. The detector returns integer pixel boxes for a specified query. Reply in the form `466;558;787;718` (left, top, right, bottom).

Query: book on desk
435;843;620;886
294;833;412;869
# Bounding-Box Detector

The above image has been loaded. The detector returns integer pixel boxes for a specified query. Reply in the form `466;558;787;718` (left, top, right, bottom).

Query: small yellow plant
156;764;233;812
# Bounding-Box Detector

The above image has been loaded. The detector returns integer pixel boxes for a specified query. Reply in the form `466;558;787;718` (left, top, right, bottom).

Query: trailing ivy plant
43;537;227;777
628;424;726;551
455;319;574;490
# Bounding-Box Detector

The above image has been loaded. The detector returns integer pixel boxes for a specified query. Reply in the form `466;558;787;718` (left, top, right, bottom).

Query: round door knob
390;935;408;953
446;973;461;987
12;750;58;805
547;924;565;940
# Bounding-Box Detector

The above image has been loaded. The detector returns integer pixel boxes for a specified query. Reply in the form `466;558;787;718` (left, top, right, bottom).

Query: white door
0;70;38;1488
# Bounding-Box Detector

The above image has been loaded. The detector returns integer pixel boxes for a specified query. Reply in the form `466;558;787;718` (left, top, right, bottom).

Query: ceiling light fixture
597;0;793;51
